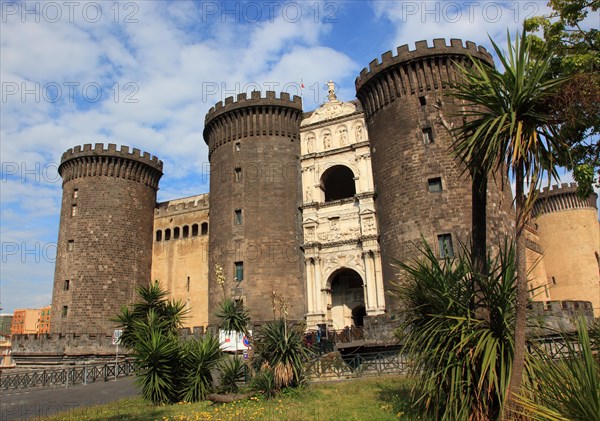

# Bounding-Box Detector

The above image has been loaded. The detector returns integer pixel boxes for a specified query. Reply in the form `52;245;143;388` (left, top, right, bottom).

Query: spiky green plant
112;280;187;349
219;356;247;394
180;333;224;402
250;368;277;399
253;318;309;389
517;318;600;421
216;298;250;335
113;281;190;405
131;309;181;405
394;240;517;420
449;28;570;407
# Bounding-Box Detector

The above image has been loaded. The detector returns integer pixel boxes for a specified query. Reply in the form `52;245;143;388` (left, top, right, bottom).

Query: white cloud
370;1;553;59
0;1;358;312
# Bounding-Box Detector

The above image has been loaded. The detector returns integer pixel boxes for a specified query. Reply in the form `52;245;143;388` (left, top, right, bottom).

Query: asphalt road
0;376;139;420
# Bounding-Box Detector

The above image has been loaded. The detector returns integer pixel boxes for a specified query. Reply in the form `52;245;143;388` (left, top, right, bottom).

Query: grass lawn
43;375;426;421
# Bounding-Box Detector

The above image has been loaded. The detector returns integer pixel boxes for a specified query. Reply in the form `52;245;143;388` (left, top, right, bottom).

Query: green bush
394;240;517;420
218;356;247;394
250;368;277;399
131;309;182;405
252;318;309;389
518;318;600;421
180;333;224;402
114;282;224;405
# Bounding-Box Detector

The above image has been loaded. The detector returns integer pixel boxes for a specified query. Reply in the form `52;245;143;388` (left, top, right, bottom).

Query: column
305;258;314;314
373;251;386;312
363;251;377;313
315;257;324;314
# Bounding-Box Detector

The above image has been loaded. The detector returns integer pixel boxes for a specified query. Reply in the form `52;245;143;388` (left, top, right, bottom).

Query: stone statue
355;124;363;142
306;133;315;153
338;127;348;146
327;80;337;101
323;132;332;149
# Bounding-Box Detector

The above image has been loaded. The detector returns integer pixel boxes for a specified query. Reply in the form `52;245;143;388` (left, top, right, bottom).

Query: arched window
192;224;199;236
174;227;180;239
165;229;171;241
321;165;356;202
201;222;208;235
182;225;189;238
156;230;162;242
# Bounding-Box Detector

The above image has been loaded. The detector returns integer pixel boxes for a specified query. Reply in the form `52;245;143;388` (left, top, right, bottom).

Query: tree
525;0;600;197
449;30;569;414
113;280;187;350
114;281;223;404
394;240;517;420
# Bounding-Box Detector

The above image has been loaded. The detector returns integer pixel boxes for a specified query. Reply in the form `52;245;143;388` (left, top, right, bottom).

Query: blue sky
1;1;597;313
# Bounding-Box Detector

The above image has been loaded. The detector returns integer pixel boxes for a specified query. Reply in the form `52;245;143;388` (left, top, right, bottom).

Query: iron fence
0;359;135;391
305;350;408;380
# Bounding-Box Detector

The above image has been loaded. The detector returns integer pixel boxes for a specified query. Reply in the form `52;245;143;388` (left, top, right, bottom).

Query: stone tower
203;91;306;324
50;143;163;334
533;183;600;316
355;39;514;301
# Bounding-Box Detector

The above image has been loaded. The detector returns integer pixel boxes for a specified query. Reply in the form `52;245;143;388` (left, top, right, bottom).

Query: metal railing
305;350;408;380
0;359;135;391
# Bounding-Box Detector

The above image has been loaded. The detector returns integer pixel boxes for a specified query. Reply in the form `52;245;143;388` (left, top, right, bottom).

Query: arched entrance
328;268;365;329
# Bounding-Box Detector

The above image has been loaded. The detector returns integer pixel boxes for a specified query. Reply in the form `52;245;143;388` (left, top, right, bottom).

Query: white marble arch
325;266;366;330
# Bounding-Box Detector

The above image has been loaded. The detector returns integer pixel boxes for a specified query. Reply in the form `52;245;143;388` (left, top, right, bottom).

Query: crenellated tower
203;91;306;323
50;143;163;334
355;39;514;303
533;183;600;316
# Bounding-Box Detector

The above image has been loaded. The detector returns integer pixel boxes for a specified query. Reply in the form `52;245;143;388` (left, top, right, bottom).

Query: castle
43;39;599;348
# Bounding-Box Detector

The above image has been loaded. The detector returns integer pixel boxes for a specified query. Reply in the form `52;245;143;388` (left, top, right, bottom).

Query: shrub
219;356;247;394
252;318;309;389
394;240;517;420
180;333;224;402
131;309;182;405
250;368;277;399
518;318;600;421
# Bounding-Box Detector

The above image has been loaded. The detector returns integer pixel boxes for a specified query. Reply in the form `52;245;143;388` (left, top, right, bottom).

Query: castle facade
48;39;599;339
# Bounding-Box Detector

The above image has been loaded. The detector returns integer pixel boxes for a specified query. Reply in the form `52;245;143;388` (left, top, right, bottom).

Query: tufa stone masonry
19;39;595;361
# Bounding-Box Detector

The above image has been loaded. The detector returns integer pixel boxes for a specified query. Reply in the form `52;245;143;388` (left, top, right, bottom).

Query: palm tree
113;280;187;349
216;298;251;355
449;29;569;413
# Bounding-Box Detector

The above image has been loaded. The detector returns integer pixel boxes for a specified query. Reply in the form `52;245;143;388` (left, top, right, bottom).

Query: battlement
155;193;210;216
60;143;163;172
528;300;595;336
205;90;303;125
534;182;598;215
355;38;492;91
539;182;579;196
58;143;163;188
203;90;304;156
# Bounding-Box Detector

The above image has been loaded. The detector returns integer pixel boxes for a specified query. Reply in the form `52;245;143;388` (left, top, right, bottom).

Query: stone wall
355;39;515;309
152;194;210;328
533;183;600;316
204;91;306;323
50;143;163;335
